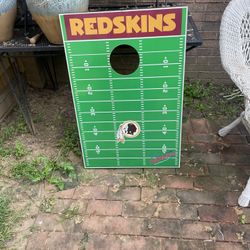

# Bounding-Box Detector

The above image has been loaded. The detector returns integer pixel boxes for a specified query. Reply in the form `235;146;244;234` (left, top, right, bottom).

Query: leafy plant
0;141;28;159
78;170;96;184
239;214;247;224
0;115;27;145
184;81;212;107
0;195;12;248
61;206;79;220
142;171;159;187
40;197;56;213
0;194;23;248
11;156;77;190
13;141;28;159
59;122;81;157
183;81;244;121
0;146;12;158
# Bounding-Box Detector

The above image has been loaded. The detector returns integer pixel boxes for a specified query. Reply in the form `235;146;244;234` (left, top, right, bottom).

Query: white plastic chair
218;0;250;207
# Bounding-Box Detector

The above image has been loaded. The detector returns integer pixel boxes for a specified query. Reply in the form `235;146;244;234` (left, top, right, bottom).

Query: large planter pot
26;0;89;44
0;0;17;42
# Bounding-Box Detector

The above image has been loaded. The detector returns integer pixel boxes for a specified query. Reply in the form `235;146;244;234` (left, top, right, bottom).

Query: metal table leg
0;54;36;134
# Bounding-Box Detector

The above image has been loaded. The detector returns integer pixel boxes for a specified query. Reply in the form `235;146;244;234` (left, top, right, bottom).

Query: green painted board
60;7;188;168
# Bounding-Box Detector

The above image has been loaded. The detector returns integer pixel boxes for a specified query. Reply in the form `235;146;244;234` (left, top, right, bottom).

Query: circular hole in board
110;44;140;75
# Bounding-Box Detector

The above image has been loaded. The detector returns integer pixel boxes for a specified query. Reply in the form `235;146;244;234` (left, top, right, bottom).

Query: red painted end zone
63;8;183;41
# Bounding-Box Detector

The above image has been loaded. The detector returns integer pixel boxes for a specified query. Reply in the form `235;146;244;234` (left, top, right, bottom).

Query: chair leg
238;178;250;207
218;112;245;137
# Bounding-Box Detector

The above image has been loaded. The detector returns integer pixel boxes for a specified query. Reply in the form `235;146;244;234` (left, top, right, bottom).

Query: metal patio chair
218;0;250;207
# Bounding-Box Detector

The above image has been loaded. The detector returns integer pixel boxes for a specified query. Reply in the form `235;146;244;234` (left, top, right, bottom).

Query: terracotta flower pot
0;0;17;42
26;0;89;44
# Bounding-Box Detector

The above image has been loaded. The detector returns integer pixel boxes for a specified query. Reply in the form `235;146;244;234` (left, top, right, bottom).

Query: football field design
60;7;187;168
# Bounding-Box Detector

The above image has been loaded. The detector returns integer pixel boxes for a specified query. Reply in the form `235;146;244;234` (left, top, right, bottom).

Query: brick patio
17;118;250;249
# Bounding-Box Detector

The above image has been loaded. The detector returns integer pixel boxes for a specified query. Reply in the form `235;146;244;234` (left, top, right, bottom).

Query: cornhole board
60;6;188;168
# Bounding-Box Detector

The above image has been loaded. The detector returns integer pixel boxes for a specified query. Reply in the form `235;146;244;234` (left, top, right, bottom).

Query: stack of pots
0;0;17;42
26;0;89;44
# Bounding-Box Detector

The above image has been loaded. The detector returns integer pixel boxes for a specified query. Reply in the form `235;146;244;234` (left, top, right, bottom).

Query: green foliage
0;146;12;158
0;195;22;248
0;115;28;161
0;195;12;248
59;122;81;157
77;170;96;184
184;81;212;107
0;116;27;145
13;141;28;159
142;171;159;187
11;156;77;190
0;126;16;145
239;214;246;225
0;141;28;159
184;81;244;120
40;197;56;213
61;206;79;220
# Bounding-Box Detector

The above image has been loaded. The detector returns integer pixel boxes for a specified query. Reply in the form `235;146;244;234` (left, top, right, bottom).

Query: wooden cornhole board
60;7;188;168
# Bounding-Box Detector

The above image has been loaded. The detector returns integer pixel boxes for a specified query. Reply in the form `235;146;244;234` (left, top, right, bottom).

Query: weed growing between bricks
11;156;77;191
184;80;244;123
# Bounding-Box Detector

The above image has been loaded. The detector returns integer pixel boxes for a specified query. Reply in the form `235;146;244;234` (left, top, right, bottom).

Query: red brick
87;200;122;216
151;168;176;175
80;216;142;235
124;173;159;187
190;152;221;165
222;154;250;166
178;162;209;177
123;201;157;218
54;188;75;199
177;189;239;206
26;232;49;250
162;240;204;250
181;221;223;240
120;236;161;250
113;169;143;174
223;135;247;145
125;174;143;186
51;199;72;214
191;118;210;134
208;165;246;178
188;134;217;143
223;145;250;155
108;187;141;201
90;174;125;186
198;205;238;223
34;214;74;232
160;239;179;250
72;186;108;200
85;233;121;250
194;176;231;191
158;203;198;220
141;187;177;203
182;119;193;136
221;223;250;242
44;232;82;250
159;175;194;189
214;242;248;250
142;218;181;237
225;192;241;206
